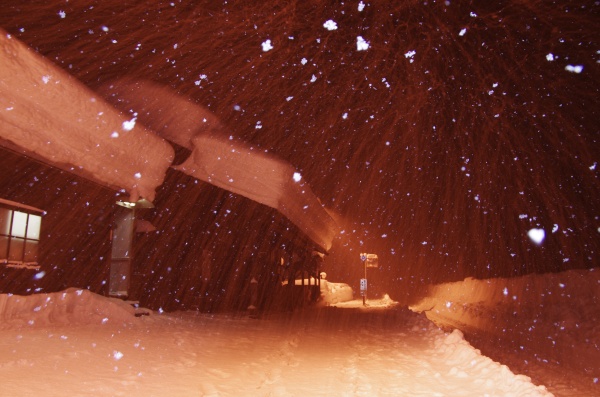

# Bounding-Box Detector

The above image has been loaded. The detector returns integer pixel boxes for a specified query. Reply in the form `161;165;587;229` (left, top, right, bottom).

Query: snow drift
0;288;137;328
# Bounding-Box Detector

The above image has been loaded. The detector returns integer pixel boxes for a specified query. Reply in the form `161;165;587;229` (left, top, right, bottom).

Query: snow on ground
0;279;566;397
409;268;600;396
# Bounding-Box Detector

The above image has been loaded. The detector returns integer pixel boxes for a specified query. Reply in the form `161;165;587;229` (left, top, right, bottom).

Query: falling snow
323;20;337;31
528;228;545;245
0;3;598;395
122;117;136;131
564;64;584;73
356;36;369;51
261;39;273;52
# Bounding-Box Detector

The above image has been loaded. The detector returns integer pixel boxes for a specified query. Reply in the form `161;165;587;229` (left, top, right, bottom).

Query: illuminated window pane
11;211;27;238
8;237;24;261
0;235;8;259
0;208;10;235
27;214;41;240
24;240;39;262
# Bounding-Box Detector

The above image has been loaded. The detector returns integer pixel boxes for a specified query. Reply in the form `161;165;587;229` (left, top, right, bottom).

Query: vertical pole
363;258;367;306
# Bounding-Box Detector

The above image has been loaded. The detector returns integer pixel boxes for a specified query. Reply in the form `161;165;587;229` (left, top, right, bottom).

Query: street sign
365;253;379;268
360;278;367;295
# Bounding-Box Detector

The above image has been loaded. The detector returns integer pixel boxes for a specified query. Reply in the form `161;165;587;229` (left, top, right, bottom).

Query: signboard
360;278;367;295
366;254;379;268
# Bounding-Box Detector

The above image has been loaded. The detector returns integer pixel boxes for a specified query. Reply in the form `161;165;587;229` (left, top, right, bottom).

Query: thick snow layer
175;135;338;251
99;79;225;150
99;79;339;251
0;31;174;202
0;287;555;396
410;268;600;395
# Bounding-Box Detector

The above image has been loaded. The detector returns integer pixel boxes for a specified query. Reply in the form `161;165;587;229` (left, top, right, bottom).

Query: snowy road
0;292;550;397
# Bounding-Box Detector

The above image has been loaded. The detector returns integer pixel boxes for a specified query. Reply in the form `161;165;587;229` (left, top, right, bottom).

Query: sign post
359;253;378;306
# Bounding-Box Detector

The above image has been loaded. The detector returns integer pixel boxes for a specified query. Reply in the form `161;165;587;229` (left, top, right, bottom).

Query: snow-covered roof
0;30;174;203
0;32;338;251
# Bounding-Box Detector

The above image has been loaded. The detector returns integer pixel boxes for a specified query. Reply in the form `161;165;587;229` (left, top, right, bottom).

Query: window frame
0;198;45;269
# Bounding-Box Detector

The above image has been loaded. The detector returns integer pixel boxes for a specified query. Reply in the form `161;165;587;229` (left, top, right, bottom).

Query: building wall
1;148;317;312
0;148;115;295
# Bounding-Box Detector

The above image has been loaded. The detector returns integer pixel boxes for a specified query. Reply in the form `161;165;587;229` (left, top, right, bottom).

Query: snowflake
323;20;338;31
356;36;369;51
261;39;273;52
565;64;583;73
122;117;136;131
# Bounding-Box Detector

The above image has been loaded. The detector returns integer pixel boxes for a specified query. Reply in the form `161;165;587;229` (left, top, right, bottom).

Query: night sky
1;1;598;303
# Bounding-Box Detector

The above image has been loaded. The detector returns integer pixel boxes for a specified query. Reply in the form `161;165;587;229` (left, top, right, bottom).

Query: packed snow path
0;295;550;396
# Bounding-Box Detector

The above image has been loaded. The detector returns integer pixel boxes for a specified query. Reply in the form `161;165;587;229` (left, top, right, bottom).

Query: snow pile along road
409;268;600;395
0;287;554;396
0;288;137;328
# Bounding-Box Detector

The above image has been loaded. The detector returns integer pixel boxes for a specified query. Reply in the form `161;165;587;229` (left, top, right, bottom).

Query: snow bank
0;31;174;202
409;268;600;337
0;288;138;328
410;268;600;392
432;329;552;396
319;279;354;305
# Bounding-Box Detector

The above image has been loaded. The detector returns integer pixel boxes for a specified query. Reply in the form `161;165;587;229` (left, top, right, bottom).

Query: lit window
0;198;44;269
